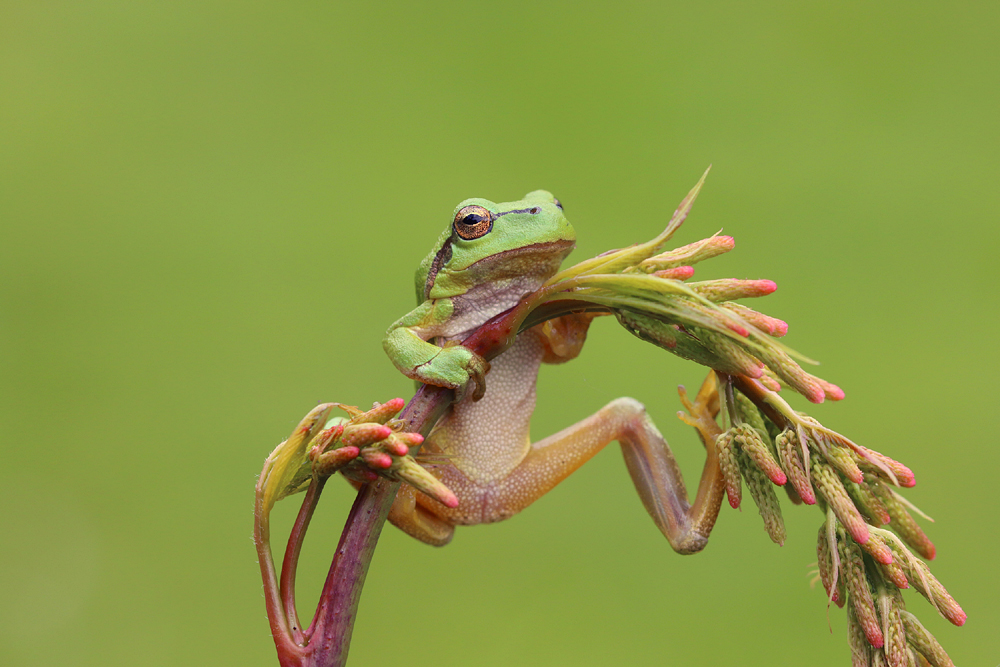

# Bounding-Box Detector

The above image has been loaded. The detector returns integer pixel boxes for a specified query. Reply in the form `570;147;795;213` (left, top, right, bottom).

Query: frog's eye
454;205;494;240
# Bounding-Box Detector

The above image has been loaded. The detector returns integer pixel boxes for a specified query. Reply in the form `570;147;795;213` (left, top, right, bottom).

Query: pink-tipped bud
813;462;870;545
850;445;916;487
354;397;406;425
826;446;865;485
838;531;885;648
394;457;460;508
309;423;345;452
873;482;936;560
860;533;894;565
802;383;826;404
386;440;410;457
754;345;826;403
653;265;695;280
342;423;393;448
776;430;816;505
311;445;361;476
393;432;424;447
362;450;393;469
759;374;782;392
820;380;845;401
438;489;460;508
817;525;844;607
690;279;778;302
726;321;750;337
721;303;789;338
877;560;909;588
639;235;736;273
716;430;742;509
735;424;787;486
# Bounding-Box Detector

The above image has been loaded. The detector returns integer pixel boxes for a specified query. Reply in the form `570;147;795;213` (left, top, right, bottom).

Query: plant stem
281;476;328;645
303;385;452;667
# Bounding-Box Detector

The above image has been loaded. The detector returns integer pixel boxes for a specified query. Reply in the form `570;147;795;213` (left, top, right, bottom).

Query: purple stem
302;385;452;667
281;475;329;645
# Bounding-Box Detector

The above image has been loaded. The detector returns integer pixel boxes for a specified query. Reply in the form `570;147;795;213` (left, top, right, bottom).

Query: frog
380;190;724;553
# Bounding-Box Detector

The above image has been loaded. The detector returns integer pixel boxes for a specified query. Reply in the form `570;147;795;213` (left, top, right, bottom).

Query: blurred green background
2;2;997;665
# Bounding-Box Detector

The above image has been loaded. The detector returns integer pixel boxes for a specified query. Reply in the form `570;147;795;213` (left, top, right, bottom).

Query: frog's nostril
530;207;540;214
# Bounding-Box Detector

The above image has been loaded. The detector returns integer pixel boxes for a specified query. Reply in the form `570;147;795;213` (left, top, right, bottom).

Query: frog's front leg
383;300;490;401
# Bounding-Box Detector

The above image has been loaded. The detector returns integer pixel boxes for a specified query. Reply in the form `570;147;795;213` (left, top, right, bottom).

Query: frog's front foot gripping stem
253;397;456;667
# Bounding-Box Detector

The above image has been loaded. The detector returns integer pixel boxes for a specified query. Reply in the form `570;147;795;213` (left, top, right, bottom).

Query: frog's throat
425;238;575;303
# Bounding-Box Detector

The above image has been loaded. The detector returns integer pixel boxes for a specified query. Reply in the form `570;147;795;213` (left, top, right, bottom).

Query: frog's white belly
426;331;543;486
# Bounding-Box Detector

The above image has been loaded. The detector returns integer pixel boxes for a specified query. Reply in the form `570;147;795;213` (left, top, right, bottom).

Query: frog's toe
467;357;490;402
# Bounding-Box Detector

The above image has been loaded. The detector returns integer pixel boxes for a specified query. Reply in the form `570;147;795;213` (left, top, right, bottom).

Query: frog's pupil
463;214;483;225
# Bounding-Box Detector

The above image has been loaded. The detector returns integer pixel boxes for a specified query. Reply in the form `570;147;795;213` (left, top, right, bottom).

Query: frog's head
417;190;576;301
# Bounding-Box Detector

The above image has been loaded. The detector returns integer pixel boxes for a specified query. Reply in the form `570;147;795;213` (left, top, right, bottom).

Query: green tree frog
381;191;723;551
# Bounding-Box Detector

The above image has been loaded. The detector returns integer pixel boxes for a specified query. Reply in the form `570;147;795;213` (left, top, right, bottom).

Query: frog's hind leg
484;373;726;554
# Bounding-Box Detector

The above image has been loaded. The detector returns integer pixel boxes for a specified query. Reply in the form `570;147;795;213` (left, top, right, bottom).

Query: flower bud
637;234;735;272
838;526;884;648
817;523;844;607
860;531;895;566
847;604;875;667
351;397;406;425
813;461;870;545
652;265;695;280
391;456;459;508
876;584;908;667
871;480;935;560
754;345;826;403
825;445;865;484
720;302;788;337
738;449;785;544
904;558;966;626
694;329;764;377
776;430;816;504
900;610;955;667
689;278;777;302
734;424;786;485
848;477;892;526
342;422;393;448
716;429;742;508
852;444;916;488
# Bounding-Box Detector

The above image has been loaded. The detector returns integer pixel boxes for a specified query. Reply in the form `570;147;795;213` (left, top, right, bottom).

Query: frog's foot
414;343;491;403
456;348;490;403
310;399;459;508
677;371;722;449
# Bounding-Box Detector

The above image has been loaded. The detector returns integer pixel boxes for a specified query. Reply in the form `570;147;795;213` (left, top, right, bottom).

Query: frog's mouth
424;239;575;302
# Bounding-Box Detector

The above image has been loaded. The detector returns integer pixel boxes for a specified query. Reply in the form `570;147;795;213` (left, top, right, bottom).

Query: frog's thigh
486;397;707;554
387;484;455;546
